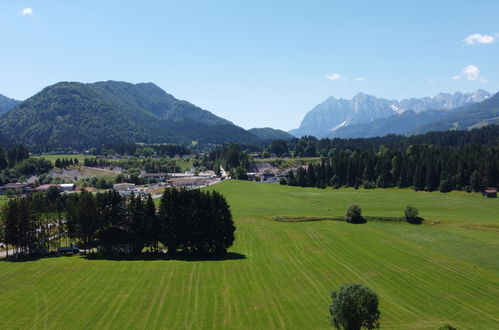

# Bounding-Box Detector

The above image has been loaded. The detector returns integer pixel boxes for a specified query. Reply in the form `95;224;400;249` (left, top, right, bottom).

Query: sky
1;1;498;131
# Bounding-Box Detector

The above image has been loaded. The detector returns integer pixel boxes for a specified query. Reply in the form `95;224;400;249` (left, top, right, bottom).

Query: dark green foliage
94;143;189;157
234;167;248;180
329;283;380;330
345;204;364;224
286;143;499;193
404;205;422;224
269;139;290;157
203;143;250;171
1;187;235;257
0;146;52;185
0;81;259;149
159;188;235;255
437;324;457;330
404;205;418;219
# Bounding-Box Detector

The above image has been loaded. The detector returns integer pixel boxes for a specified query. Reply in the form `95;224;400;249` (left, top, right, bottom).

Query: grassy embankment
0;181;498;329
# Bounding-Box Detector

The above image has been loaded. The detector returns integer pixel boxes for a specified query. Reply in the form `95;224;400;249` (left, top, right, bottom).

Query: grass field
1;181;499;329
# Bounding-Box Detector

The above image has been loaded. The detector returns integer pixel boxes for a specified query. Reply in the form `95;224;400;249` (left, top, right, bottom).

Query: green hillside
248;127;295;141
1;181;498;328
0;81;258;149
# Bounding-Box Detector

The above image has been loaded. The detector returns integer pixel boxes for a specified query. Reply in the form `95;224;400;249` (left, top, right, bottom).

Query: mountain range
290;90;491;138
0;81;288;149
1;81;498;149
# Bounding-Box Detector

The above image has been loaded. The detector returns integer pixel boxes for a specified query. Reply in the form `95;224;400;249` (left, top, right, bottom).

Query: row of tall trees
92;143;190;158
0;144;30;170
0;188;235;256
54;158;79;169
287;144;499;191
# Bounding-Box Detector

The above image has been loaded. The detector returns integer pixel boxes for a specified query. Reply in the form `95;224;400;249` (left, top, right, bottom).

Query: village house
483;188;497;198
141;172;167;181
33;183;76;193
0;183;32;195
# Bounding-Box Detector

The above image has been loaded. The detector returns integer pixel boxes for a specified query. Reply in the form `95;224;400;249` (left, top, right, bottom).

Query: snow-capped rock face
289;90;491;138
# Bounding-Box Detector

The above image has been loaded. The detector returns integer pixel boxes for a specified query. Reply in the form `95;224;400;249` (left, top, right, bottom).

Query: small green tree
437;324;457;330
404;205;421;224
329;283;380;330
345;204;364;224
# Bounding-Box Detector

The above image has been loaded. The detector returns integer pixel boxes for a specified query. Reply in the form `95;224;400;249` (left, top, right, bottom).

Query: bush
345;204;364;224
329;283;380;329
404;205;422;224
437;324;457;330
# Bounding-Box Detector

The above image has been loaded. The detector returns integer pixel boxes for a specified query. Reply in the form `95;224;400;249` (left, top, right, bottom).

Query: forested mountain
412;92;499;134
248;127;294;141
0;81;259;149
289;90;491;138
0;93;21;115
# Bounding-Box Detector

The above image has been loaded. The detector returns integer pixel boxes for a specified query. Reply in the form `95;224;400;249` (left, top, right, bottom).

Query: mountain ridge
0;81;259;149
289;90;491;138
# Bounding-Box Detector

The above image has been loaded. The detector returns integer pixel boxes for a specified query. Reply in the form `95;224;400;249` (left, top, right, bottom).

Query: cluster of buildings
0;183;76;195
112;171;219;196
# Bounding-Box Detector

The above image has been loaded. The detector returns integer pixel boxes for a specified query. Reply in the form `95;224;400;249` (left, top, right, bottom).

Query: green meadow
1;181;498;329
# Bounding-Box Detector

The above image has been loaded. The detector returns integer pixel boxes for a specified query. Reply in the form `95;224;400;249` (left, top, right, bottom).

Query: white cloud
354;77;364;81
21;8;33;16
464;33;495;45
326;73;341;80
452;65;487;83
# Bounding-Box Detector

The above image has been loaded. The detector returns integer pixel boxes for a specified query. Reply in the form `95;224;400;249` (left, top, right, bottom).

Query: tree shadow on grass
1;252;247;263
83;251;247;262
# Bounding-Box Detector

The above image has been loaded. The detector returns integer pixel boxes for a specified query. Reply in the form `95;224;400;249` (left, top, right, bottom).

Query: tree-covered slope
0;81;257;149
248;127;294;141
0;93;21;115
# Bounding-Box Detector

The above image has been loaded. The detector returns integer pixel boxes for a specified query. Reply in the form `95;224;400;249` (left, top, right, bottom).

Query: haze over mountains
290;90;492;138
0;81;498;149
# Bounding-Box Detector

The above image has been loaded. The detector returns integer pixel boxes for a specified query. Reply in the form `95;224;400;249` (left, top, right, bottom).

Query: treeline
288;125;499;157
54;158;80;169
287;144;499;191
0;144;53;185
202;144;251;174
0;144;30;170
1;188;235;256
92;143;190;157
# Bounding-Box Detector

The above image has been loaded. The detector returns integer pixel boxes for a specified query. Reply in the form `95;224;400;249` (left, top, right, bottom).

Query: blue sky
1;1;498;130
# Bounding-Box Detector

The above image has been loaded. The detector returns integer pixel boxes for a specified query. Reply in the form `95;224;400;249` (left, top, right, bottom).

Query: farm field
1;181;499;329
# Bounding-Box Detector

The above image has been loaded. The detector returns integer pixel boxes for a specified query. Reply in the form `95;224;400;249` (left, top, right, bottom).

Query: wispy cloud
20;8;33;16
326;73;341;80
464;33;495;45
354;77;364;81
452;65;487;83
